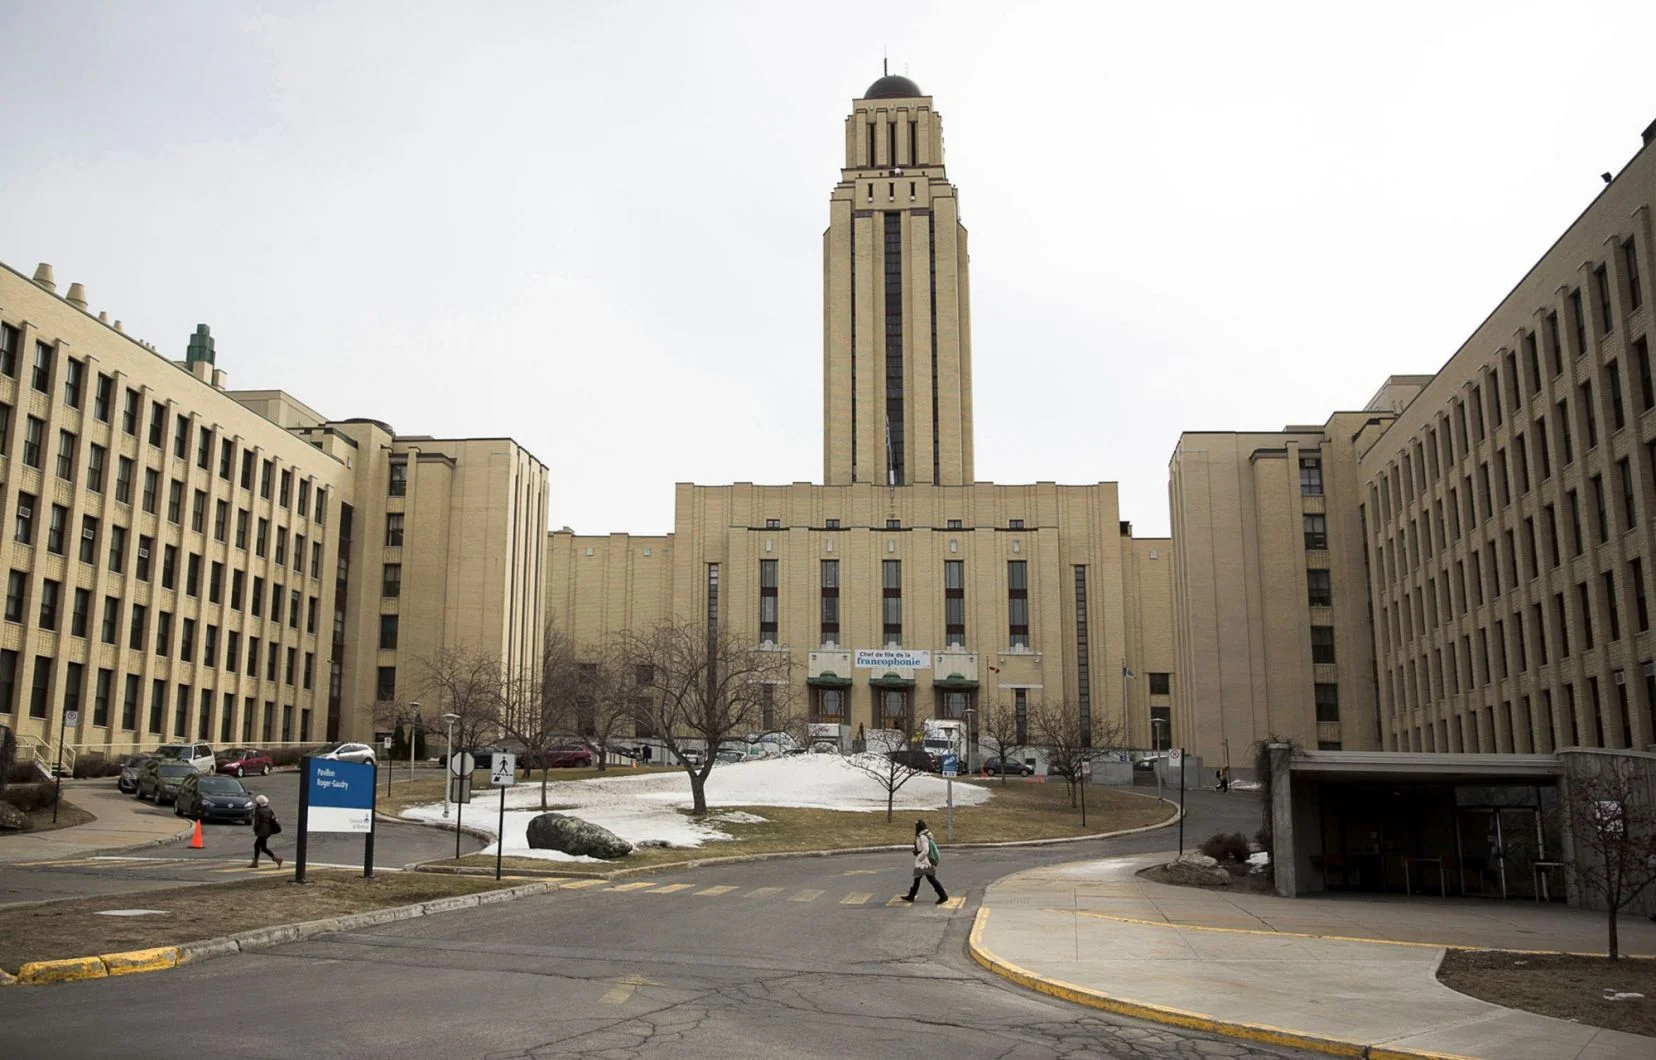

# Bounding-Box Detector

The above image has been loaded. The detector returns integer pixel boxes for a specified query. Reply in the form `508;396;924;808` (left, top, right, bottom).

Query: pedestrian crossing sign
491;753;517;787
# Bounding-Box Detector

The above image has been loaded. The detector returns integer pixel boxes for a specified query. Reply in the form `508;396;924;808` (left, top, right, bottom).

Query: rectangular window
1299;455;1322;496
385;513;404;546
255;517;268;557
86;442;106;493
1597;263;1614;333
1579;582;1595;650
376;666;396;702
1148;672;1171;696
0;324;15;377
4;571;25;623
260;459;273;499
1620;457;1637;531
78;515;97;564
379;614;399;650
121;388;139;434
381;563;402;597
1624;238;1643;310
63;663;83;727
219;438;234;480
1302;513;1327;550
22;416;43;468
32;341;52;392
1608;359;1627;431
56;429;76;482
0;649;14;716
121;674;139;730
1311;625;1336;664
162;544;177;589
38;579;59;630
196;426;212;470
1633;558;1650;633
173;415;189;459
190;489;206;533
149;402;166;448
179;618;195;662
46;504;67;555
1570;287;1587;355
167;479;182;523
279;468;292;507
1314;683;1340;722
186;553;201;597
13;492;34;545
115;456;133;504
1007;560;1029;649
275;527;287;566
62;357;84;408
820;559;840;645
298;480;311;517
1605;570;1622;642
758;558;779;645
155;610;171;656
881;559;901;647
27;655;51;720
0;402;8;456
252;576;264;617
1592;474;1608;543
101;596;119;644
388;462;407;497
1306;569;1332;607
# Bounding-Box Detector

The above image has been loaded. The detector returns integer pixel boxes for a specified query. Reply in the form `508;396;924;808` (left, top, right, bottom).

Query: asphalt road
0;788;1312;1060
0;770;485;907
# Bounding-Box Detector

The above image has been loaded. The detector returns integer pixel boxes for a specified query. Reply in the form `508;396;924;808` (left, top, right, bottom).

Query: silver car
310;741;377;766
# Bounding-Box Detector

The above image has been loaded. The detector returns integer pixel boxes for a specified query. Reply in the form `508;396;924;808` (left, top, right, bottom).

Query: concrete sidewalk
970;852;1656;1060
0;782;191;864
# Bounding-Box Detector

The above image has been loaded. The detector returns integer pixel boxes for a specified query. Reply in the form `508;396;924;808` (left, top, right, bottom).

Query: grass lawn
420;779;1173;876
0;870;524;974
1437;949;1656;1037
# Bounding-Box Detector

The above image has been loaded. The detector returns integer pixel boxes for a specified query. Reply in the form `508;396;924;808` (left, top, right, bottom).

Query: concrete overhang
1289;750;1562;782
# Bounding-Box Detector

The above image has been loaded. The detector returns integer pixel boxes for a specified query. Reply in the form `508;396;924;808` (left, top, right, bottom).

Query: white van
153;742;216;773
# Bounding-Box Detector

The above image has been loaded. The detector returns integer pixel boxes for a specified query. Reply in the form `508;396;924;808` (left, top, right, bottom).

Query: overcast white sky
4;1;1655;537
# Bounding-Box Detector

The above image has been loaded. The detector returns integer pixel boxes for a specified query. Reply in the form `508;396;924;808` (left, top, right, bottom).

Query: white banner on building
853;649;931;670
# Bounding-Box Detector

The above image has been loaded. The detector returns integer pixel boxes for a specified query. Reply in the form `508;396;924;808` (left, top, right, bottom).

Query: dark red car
216;747;273;778
522;744;594;770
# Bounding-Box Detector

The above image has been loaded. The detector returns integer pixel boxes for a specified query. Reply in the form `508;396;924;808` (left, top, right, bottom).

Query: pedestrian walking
1217;766;1230;793
251;794;283;869
899;819;948;905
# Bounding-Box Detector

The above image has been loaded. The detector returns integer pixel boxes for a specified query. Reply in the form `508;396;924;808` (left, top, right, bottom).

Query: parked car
152;742;216;773
679;749;705;768
886;749;939;772
118;754;158;794
983;757;1034;776
174;773;255;824
522;745;593;770
216;748;273;778
463;745;510;771
310;742;377;767
137;760;198;804
713;746;746;764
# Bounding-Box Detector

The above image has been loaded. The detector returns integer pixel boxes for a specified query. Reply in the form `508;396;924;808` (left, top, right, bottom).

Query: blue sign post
295;757;378;883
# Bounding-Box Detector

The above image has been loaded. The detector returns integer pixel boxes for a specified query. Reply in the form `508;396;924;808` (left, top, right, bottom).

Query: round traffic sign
448;751;475;777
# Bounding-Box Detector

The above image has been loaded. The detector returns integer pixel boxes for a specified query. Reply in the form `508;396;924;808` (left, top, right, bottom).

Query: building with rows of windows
544;75;1180;754
0;262;546;763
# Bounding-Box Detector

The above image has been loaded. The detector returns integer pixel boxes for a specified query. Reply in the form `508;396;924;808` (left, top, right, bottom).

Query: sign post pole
294;755;312;885
449;751;475;861
491;752;516;881
941;753;958;842
1081;759;1089;828
52;708;75;824
1176;747;1187;856
364;758;377;880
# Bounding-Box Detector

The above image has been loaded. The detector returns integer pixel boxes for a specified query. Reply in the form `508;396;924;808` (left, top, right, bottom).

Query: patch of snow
403;755;993;857
1229;779;1261;791
707;811;770;825
1246;851;1271;867
1603;990;1645;1002
94;909;171;917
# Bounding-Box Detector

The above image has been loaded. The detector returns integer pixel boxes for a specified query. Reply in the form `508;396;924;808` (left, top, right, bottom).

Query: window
122;388;139;434
382;563;401;597
121;674;139;730
1592;474;1608;543
155;611;172;656
293;533;305;571
167;479;183;523
148;402;166;448
260;459;273;499
1605;570;1621;642
0;402;8;455
162;544;177;589
1008;518;1024;529
255;517;268;557
1303;513;1327;550
78;515;97;564
298;480;310;517
1570;287;1586;355
275;527;287;566
1597;263;1614;333
943;559;964;647
196;426;212;470
186;553;201;597
46;504;67;555
231;569;245;610
135;534;151;580
5;571;24;623
1306;569;1332;607
226;631;241;672
758;559;778;644
1311;625;1336;664
279;468;292;507
1314;683;1340;722
0;324;15;377
179;618;195;662
108;526;127;574
1624;238;1643;310
219;438;234;480
376;667;397;702
236;508;248;549
945;519;961;529
1620;458;1637;531
32;341;52;392
1007;560;1029;649
289;589;300;629
130;607;149;653
56;430;76;482
382;462;405;498
13;493;34;545
285;647;296;685
191;489;206;533
240;449;254;490
1634;558;1650;633
1608;359;1627;431
819;559;840;645
1149;672;1171;695
881;559;902;647
252;576;263;617
385;513;404;546
62;356;84;408
379;614;399;650
214;499;228;542
1299;455;1322;495
173;415;189;459
115;456;133;504
38;579;59;630
102;597;120;644
22;416;43;468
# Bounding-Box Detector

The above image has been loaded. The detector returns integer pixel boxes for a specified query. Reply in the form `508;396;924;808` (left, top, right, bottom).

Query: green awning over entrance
869;672;916;689
807;671;853;688
933;673;978;691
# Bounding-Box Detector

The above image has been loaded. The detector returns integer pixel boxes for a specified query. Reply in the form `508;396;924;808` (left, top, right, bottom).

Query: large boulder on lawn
1164;851;1230;887
0;801;27;831
525;812;632;859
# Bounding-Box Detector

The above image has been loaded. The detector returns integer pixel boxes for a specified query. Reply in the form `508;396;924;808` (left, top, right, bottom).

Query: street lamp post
963;706;976;776
1150;718;1168;802
408;701;421;785
442;712;459;819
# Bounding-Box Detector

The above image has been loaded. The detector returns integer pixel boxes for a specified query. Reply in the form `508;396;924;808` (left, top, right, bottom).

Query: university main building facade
5;76;1653;773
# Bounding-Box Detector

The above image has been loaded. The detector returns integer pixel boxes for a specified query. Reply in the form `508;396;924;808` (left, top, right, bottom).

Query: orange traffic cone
189;819;204;849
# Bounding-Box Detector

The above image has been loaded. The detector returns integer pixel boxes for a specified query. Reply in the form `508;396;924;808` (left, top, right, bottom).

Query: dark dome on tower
863;74;923;100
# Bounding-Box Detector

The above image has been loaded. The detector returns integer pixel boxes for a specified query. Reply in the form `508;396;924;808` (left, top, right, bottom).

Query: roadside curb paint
4;879;568;986
967;907;1477;1060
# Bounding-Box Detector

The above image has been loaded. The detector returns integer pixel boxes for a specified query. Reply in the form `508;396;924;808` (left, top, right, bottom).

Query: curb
0;822;196;865
5;877;568;987
966;907;1474;1060
412;795;1184;880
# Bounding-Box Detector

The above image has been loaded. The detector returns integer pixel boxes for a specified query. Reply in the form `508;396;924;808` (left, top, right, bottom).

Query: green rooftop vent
185;323;215;368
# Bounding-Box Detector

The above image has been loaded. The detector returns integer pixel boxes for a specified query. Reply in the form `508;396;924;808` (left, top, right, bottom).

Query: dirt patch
1138;862;1275;894
0;870;522;973
1438;950;1656;1037
423;783;1174;876
19;798;97;833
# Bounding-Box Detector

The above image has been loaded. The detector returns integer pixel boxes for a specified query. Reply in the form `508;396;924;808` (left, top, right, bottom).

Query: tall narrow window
1624;238;1643;310
881;559;902;647
384;513;403;546
1299;455;1322;495
1302;513;1327;550
1596;263;1614;333
388;462;407;497
758;559;779;645
943;560;965;647
1306;569;1332;607
883;212;905;486
1074;566;1092;741
820;560;840;646
706;563;720;634
1007;561;1029;649
1607;359;1627;431
1311;626;1336;664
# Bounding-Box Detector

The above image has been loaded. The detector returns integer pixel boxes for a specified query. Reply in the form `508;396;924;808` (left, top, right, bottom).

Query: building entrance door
1455;806;1542;898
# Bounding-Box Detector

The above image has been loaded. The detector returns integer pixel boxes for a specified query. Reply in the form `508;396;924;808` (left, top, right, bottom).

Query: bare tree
571;645;649;772
1564;757;1656;960
1033;699;1125;808
416;646;502;758
977;701;1027;786
619;619;796;815
494;624;585;809
846;751;928;823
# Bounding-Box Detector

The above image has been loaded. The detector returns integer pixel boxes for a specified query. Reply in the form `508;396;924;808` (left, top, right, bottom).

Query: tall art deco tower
822;74;975;488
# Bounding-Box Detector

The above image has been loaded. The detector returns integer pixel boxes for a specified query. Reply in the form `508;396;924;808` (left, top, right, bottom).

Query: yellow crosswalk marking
836;869;879;877
599;974;657;1004
938;896;965;909
744;886;784;898
608;881;656;892
886;896;912;907
648;883;694;894
788;888;824;903
840;892;871;905
560;878;605;889
695;885;738;896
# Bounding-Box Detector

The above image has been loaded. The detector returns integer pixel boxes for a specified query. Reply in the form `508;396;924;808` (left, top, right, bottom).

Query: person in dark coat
899;818;948;904
251;794;283;868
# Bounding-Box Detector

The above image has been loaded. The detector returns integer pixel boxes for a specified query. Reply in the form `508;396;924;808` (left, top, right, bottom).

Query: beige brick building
0;261;546;763
544;75;1176;753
